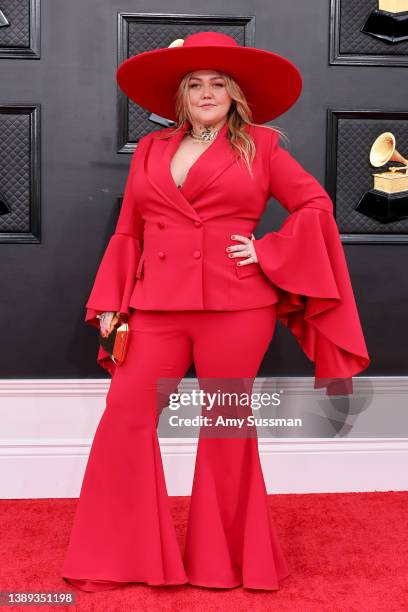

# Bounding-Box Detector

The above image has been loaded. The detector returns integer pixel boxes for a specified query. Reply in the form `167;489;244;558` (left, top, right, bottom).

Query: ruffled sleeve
84;142;146;375
253;131;370;396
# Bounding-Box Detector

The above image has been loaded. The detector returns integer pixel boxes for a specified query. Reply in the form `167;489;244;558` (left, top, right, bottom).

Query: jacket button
193;250;201;259
157;221;165;229
158;251;165;259
194;220;202;227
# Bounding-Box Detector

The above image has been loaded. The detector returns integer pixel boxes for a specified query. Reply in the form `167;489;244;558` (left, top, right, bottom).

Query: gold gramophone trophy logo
355;132;408;223
0;9;10;28
361;0;408;43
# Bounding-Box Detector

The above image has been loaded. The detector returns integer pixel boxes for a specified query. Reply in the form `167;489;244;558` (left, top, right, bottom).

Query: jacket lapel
145;120;237;221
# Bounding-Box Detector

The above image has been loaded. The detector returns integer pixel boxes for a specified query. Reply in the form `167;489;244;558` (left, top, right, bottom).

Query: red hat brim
116;45;302;124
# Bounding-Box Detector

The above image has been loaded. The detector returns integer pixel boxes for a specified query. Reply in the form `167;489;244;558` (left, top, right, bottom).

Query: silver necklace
187;125;220;143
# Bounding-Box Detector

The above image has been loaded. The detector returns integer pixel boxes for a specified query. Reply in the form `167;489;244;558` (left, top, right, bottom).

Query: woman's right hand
97;311;121;337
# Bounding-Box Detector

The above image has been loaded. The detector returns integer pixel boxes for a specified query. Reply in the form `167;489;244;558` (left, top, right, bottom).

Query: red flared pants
61;305;290;591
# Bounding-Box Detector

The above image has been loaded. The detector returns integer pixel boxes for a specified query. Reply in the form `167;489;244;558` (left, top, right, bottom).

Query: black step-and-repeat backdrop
1;0;406;378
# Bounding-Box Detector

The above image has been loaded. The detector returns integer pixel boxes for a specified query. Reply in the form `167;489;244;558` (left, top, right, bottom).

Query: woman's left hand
226;233;258;266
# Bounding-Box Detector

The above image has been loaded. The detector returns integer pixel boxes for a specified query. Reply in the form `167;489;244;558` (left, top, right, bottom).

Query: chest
133;128;271;219
169;137;212;188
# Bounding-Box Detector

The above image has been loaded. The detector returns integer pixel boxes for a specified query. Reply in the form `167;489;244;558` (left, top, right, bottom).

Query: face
186;70;232;127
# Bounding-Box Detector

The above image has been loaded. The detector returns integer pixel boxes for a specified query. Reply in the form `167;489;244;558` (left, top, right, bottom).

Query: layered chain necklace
187;124;221;143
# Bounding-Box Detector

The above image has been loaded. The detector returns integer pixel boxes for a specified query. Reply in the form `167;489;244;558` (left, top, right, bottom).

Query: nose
201;83;213;98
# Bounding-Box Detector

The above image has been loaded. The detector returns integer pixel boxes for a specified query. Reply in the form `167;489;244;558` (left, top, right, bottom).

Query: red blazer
85;121;370;394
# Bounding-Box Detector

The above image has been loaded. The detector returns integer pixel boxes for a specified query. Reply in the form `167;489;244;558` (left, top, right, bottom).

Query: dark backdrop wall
0;0;405;378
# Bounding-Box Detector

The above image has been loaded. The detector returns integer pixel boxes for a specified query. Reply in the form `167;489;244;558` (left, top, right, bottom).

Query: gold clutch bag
98;321;130;366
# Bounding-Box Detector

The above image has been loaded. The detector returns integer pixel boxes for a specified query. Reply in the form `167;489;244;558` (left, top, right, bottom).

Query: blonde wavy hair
160;70;290;178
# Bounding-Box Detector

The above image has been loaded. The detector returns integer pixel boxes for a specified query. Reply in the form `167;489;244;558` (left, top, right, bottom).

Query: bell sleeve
253;131;370;396
84;145;145;375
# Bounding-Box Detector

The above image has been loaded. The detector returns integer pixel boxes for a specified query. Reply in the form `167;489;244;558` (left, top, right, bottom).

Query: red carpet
0;491;407;611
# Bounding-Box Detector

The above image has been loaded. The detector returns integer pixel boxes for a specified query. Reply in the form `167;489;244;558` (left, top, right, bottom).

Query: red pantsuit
61;121;370;591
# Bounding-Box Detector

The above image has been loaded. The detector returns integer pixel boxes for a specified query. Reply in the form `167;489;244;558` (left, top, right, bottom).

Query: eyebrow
188;76;225;81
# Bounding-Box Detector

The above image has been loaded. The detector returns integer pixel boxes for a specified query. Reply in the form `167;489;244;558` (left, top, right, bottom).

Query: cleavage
170;139;210;189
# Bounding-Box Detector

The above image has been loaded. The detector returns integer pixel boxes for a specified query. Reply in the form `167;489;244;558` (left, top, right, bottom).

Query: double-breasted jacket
85;120;370;394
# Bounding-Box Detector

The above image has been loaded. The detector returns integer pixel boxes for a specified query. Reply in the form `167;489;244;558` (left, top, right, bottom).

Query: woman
61;31;370;593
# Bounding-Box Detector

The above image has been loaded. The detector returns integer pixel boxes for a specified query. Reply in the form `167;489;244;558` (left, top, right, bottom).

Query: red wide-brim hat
116;31;302;125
